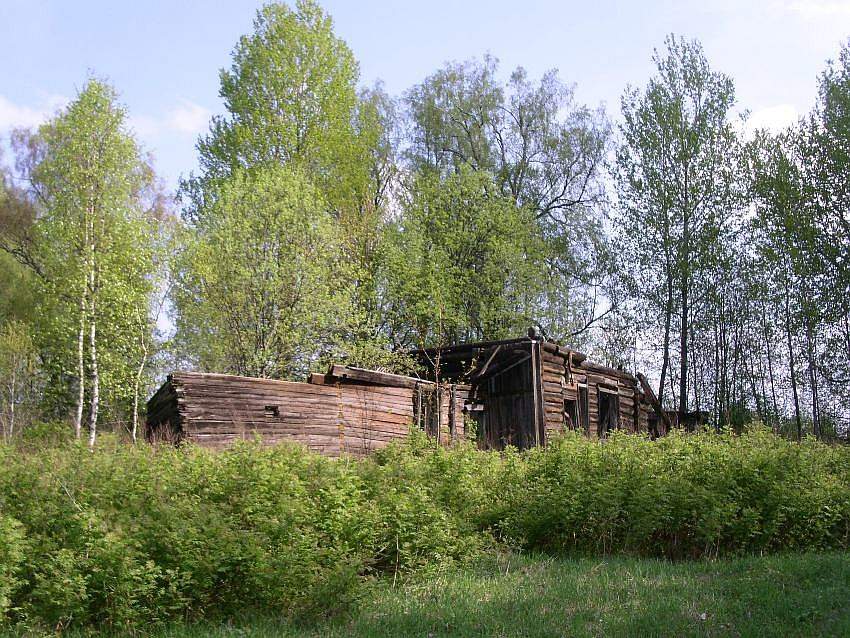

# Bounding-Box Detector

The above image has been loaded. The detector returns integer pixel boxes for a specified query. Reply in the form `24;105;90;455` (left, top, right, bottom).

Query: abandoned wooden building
145;335;670;456
410;336;667;447
145;366;469;457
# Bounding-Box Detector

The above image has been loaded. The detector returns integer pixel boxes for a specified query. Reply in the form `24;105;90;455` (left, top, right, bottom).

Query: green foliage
0;436;488;630
0;515;25;621
0;321;38;440
1;429;848;630
496;428;850;557
0;163;38;327
16;419;73;448
193;0;360;201
615;34;745;410
0;255;35;327
6;79;163;431
179;1;400;375
174;165;348;378
383;167;544;345
403;56;613;347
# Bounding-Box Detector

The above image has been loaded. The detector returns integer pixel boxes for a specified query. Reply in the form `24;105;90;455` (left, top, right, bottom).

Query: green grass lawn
140;551;850;638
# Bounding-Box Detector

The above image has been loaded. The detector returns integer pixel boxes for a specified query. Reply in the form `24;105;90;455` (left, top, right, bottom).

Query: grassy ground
132;551;850;638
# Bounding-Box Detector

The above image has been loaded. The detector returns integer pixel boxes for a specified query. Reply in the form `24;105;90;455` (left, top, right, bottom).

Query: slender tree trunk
87;269;99;449
761;310;779;433
747;350;763;423
783;279;802;440
669;363;677;413
804;312;820;439
73;282;86;439
730;311;742;426
679;273;689;418
713;315;720;429
658;272;674;406
718;297;728;426
131;330;149;444
757;353;769;423
678;196;690;420
691;322;701;413
843;305;850;365
132;362;143;444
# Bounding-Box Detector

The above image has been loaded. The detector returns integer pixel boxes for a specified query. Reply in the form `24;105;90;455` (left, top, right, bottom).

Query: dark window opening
264;405;280;417
564;398;578;430
579;386;589;434
413;385;440;437
598;389;619;437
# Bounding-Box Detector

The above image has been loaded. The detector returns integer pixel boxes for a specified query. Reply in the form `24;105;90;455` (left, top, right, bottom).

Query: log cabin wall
411;337;659;449
540;342;651;440
413;339;542;450
147;339;662;457
476;344;537;449
145;369;468;457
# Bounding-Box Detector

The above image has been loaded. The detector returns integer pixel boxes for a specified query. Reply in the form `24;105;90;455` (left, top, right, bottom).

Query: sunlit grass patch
122;551;850;638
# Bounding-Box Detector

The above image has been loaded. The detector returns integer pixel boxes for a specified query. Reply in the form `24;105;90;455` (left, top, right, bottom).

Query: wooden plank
540;342;587;364
180;377;415;401
329;365;433;390
532;341;545;446
177;371;416;398
636;372;672;432
578;361;637;382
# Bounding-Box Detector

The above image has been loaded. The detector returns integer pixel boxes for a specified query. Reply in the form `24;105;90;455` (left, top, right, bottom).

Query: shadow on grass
131;551;850;638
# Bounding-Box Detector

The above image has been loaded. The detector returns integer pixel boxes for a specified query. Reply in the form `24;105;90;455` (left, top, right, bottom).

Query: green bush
0;514;25;621
0;426;848;631
494;428;850;558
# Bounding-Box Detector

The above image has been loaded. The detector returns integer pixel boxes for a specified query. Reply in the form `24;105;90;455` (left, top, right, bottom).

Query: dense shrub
0;514;25;621
495;428;850;558
0;433;489;631
0;426;848;630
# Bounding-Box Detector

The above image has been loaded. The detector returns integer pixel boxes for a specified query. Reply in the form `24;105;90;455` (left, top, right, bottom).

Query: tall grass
0;426;848;631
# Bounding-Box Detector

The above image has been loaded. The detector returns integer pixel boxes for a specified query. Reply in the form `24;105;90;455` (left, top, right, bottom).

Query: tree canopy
0;3;848;440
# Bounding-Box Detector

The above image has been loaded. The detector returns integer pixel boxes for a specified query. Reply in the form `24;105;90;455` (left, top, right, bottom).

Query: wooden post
336;381;345;455
449;384;456;442
530;340;545;447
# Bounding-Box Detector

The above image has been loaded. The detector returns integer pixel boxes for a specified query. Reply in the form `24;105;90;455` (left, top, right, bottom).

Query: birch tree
4;79;159;444
0;321;37;441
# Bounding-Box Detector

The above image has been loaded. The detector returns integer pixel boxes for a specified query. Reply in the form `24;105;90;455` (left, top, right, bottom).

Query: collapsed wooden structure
146;336;669;455
145;366;468;457
412;337;663;447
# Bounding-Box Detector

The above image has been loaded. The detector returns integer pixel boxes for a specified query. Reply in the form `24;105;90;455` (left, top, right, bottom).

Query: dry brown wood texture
147;339;660;456
146;371;468;457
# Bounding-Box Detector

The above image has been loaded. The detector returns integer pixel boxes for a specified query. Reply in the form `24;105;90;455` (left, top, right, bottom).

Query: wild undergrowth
0;426;848;632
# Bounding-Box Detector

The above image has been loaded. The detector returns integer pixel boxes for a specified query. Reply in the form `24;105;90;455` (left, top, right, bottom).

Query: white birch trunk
131;333;149;444
73;280;86;440
87;265;99;449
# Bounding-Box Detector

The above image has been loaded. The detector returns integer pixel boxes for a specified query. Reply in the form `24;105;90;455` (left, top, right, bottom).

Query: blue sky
2;0;849;190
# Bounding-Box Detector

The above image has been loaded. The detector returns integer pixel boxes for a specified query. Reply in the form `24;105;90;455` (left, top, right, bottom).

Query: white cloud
167;99;211;135
745;103;799;136
128;99;211;140
127;113;162;139
0;94;210;141
0;94;67;131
